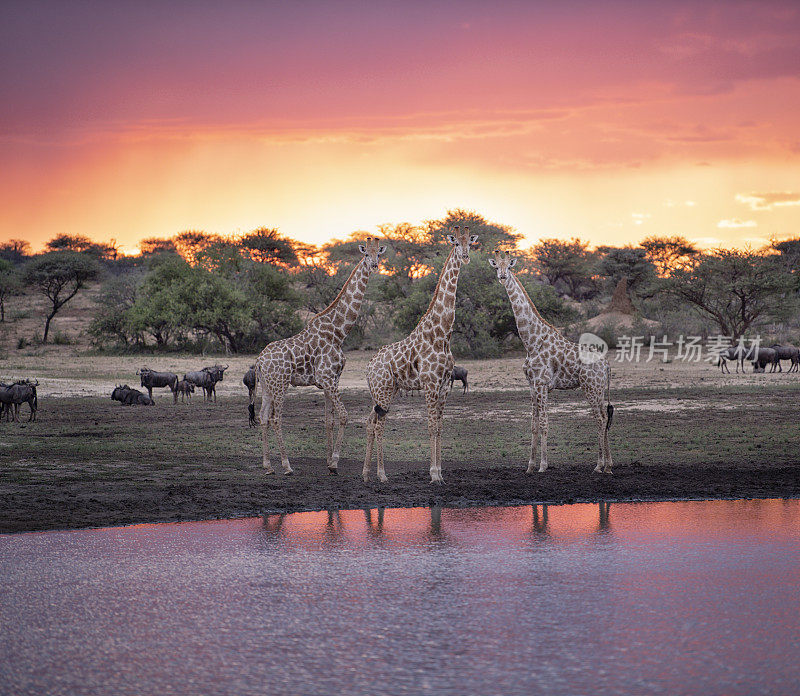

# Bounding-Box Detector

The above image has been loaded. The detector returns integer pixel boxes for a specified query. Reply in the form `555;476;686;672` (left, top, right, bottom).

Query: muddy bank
3;460;799;533
2;386;799;533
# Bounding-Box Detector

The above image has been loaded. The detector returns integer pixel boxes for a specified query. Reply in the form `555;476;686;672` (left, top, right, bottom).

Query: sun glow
1;2;799;252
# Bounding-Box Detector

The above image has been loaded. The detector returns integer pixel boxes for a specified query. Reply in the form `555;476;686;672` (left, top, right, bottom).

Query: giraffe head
445;226;479;264
488;249;517;280
358;237;388;272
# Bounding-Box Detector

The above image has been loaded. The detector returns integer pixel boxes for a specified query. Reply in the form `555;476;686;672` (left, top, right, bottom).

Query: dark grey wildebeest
751;347;777;373
243;365;257;425
0;382;16;421
184;365;228;402
0;380;38;422
111;384;154;406
449;365;468;394
717;344;760;373
769;344;800;373
137;367;179;402
174;379;195;403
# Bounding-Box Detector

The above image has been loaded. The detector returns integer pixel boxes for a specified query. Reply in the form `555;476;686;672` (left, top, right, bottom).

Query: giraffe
252;237;386;475
363;226;478;483
489;250;614;474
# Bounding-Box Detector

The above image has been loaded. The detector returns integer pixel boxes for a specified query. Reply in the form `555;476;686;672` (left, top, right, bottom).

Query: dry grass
2;289;799;533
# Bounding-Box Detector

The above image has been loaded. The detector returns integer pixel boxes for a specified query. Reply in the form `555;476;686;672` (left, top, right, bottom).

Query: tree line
1;210;798;355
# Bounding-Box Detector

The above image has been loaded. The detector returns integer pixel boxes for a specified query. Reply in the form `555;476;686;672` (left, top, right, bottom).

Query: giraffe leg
325;387;348;474
602;425;613;474
435;419;443;481
324;394;334;470
363;410;376;482
424;386;442;483
590;403;606;473
526;387;540;474
601;403;613;474
434;383;449;481
536;388;549;473
375;414;388;482
259;390;274;474
269;392;292;475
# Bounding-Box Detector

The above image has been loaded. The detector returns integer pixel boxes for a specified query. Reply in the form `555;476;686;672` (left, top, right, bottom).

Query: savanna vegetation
1;210;798;356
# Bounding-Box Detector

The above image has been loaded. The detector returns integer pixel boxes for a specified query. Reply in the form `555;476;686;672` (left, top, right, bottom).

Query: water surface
2;500;799;695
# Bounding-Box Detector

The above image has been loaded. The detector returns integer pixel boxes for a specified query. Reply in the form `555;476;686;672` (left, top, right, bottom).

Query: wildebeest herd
111;365;229;406
0;338;794;429
718;344;800;373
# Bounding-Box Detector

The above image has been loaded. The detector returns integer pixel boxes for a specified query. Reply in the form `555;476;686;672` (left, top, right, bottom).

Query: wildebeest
137;367;179;402
111;384;154;406
449;365;468;394
717;344;760;373
751;347;777;373
0;383;14;421
174;379;195;403
769;344;800;373
243;365;257;425
185;365;228;402
0;380;38;422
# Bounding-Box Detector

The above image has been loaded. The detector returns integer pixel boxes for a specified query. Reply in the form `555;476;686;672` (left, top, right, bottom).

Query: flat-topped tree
23;251;100;343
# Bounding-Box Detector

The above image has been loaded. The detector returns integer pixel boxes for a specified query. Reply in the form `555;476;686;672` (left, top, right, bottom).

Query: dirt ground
1;351;799;533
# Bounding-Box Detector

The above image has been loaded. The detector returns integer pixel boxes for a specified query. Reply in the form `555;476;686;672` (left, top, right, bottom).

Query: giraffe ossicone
363;226;478;484
489;249;614;474
252;237;387;475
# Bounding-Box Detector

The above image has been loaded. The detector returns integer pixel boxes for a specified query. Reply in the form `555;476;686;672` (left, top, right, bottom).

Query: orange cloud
1;1;799;251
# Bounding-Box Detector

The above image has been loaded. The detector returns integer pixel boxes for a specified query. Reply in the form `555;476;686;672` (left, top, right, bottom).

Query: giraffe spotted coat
363;227;478;483
252;238;386;475
489;250;614;474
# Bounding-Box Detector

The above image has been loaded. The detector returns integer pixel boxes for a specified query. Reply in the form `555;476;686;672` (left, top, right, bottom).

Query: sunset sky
2;0;799;254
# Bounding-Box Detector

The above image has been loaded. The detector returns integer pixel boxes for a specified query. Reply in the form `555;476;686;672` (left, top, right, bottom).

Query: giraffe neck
416;246;463;341
502;271;552;348
315;257;370;343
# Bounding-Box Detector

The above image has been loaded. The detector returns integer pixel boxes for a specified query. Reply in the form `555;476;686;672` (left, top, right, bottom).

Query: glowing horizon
2;1;799;254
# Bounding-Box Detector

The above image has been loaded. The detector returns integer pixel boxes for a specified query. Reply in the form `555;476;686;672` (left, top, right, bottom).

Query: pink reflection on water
257;498;800;550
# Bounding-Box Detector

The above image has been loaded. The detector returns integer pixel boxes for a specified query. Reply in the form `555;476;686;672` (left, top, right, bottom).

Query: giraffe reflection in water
262;503;614;544
532;504;549;535
531;502;612;537
364;507;385;536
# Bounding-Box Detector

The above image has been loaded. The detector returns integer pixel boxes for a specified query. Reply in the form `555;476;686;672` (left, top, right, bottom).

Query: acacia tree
240;227;299;266
139;237;178;256
173;230;220;265
0;239;31;264
530;237;597;298
662;249;794;338
425;208;523;252
596;246;656;295
88;273;142;347
771;237;800;274
23;251;100;342
374;223;436;299
0;258;21;322
46;234;94;253
640;236;698;276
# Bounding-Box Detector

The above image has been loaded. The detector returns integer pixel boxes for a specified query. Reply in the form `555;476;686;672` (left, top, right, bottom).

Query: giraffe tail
605;363;613;431
248;369;258;427
374;404;388;418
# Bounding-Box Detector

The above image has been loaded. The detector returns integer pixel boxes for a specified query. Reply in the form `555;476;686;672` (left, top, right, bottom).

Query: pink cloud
2;0;799;143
